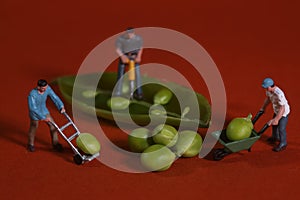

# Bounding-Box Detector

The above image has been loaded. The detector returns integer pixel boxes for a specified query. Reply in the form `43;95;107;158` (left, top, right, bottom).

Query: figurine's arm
135;48;143;63
48;86;65;113
269;105;285;125
116;48;129;64
260;97;270;112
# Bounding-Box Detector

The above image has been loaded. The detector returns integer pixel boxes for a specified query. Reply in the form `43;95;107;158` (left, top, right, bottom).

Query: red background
1;0;300;199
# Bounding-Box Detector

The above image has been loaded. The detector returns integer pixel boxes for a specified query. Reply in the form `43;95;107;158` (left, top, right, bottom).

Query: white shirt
266;86;290;117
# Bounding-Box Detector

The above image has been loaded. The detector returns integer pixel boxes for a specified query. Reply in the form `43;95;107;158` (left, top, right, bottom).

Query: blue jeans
115;59;143;96
272;114;289;147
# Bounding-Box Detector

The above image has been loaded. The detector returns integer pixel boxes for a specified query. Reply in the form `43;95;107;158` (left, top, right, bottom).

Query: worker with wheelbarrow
260;78;290;152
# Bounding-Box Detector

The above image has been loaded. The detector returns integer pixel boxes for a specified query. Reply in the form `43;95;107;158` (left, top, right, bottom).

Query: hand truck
49;112;100;165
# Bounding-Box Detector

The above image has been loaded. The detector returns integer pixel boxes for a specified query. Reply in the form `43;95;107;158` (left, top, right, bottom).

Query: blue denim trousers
115;59;143;96
272;114;289;147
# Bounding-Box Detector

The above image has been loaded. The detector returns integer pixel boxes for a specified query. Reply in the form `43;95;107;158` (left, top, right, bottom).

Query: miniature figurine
260;78;290;152
115;27;144;100
27;79;65;152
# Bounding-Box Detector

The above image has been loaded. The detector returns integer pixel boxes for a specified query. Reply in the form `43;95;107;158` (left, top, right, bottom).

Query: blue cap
262;78;274;88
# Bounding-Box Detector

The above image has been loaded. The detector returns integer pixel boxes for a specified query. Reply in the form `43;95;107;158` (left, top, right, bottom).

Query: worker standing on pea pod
27;79;65;152
115;27;144;100
260;78;290;152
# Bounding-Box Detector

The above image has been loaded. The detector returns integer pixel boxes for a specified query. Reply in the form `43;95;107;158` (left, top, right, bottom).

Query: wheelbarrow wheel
73;154;83;165
213;148;230;161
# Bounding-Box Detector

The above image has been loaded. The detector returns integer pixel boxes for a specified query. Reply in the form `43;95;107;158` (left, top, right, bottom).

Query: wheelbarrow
212;111;269;161
49;112;100;165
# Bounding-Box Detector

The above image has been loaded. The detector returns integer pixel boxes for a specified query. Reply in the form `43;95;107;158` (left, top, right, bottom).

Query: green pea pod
53;72;211;128
153;88;173;105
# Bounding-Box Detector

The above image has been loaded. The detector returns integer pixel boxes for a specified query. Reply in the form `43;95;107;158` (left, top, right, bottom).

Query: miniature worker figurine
260;78;290;152
115;27;144;100
27;79;65;152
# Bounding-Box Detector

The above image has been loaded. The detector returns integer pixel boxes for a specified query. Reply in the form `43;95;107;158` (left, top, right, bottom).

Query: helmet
262;78;274;88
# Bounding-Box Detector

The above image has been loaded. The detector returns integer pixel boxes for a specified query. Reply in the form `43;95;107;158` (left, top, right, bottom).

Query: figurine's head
125;27;135;39
37;79;48;93
262;78;275;91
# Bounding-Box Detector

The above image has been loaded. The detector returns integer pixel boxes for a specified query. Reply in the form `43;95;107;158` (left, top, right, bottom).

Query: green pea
150;109;167;116
150;105;167;116
128;128;154;153
107;96;130;110
122;83;129;94
81;90;100;98
173;130;202;157
152;124;178;147
153;88;173;105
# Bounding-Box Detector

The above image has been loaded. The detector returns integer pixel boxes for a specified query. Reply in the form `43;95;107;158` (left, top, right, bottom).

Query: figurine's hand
135;56;141;63
60;107;66;113
268;119;278;126
121;55;129;64
43;117;51;122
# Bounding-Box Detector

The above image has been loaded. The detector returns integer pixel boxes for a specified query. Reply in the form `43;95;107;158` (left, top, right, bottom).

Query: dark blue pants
272;114;289;147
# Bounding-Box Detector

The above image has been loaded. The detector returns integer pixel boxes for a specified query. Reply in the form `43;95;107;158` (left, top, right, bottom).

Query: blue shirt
28;86;64;120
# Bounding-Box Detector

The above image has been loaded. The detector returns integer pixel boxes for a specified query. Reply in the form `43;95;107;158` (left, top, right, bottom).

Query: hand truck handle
62;112;73;122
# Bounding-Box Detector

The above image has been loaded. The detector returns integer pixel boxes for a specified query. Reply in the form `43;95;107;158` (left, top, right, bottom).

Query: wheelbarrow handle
257;123;270;135
252;110;264;125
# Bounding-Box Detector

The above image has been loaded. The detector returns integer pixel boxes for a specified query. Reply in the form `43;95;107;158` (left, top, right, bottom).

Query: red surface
1;0;300;199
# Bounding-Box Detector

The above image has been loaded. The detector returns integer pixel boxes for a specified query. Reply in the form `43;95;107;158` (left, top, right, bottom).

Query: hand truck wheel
73;154;83;165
